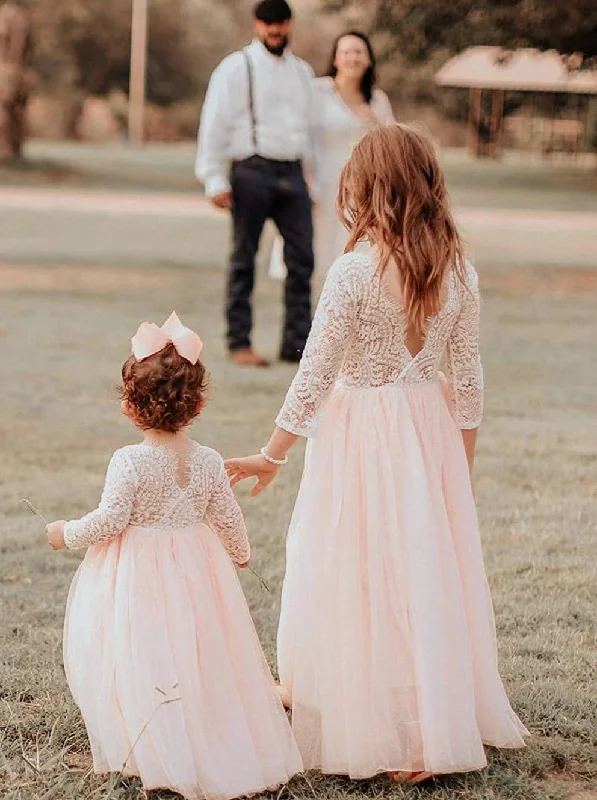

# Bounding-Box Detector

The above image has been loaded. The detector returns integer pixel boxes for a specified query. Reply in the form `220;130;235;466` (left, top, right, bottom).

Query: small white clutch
268;234;287;280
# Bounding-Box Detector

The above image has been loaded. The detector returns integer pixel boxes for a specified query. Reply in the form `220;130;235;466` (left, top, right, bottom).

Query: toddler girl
46;312;302;799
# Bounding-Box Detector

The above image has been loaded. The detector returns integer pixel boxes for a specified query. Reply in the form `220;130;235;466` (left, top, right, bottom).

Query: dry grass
0;264;165;293
0;212;596;798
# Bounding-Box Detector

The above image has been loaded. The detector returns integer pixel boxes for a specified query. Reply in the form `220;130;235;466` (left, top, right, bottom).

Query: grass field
0;148;596;800
2;141;597;213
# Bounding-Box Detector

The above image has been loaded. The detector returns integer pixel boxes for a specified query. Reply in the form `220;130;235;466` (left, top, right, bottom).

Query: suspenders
242;47;311;156
242;48;258;151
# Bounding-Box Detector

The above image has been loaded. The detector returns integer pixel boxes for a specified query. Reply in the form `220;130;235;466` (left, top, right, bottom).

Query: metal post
543;92;556;160
490;89;505;157
468;87;482;157
575;93;584;160
128;0;148;146
528;93;536;155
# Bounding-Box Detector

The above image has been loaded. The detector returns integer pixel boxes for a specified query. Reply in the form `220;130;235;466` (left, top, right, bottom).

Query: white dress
62;442;302;799
274;250;528;777
269;77;395;279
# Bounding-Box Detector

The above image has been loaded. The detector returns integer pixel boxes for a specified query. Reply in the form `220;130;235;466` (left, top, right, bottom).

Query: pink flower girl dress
62;442;302;798
275;249;528;778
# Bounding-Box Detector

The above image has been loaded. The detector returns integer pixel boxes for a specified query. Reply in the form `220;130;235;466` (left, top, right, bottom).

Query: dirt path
0;186;221;219
0;186;595;271
1;186;596;232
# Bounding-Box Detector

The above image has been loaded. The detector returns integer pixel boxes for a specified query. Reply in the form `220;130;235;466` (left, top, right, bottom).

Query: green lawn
0;150;596;799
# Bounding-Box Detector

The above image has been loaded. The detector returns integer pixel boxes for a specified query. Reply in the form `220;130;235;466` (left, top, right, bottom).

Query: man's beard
262;35;288;56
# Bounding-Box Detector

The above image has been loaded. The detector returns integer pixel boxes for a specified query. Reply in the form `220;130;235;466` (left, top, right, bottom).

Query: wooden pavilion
435;47;597;157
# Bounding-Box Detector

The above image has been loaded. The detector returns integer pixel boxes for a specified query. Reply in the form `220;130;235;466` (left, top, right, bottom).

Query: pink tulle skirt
277;378;528;778
64;524;302;799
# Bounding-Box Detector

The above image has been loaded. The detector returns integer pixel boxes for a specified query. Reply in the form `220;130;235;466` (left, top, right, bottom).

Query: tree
322;0;597;63
28;0;198;105
0;2;34;157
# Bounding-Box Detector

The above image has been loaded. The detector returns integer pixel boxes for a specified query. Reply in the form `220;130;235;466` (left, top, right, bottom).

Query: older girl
228;125;527;783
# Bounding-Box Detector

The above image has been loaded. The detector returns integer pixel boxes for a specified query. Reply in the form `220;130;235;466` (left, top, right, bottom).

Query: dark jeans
228;156;314;357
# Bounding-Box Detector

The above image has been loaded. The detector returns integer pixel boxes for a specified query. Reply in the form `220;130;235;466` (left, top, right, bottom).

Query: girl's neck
143;429;189;446
334;72;364;100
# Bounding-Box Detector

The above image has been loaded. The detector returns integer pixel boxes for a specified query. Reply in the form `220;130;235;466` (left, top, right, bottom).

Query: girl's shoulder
460;258;479;291
192;443;223;462
190;443;227;476
115;442;226;484
103;444;143;480
335;239;378;270
325;248;377;297
113;442;221;468
113;443;154;462
451;258;480;303
110;443;140;462
331;248;376;273
464;258;479;281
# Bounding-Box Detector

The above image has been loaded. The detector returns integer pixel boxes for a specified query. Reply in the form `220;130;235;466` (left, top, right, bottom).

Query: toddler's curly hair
120;343;209;433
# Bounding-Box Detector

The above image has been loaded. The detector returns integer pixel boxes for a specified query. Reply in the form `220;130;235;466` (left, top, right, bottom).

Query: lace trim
63;444;250;563
276;252;483;436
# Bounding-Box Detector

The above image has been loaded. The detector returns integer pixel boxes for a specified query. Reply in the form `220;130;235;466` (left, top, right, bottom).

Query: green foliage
322;0;597;63
26;0;199;104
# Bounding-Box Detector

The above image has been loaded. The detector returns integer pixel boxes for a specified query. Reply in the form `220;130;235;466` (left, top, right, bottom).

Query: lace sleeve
204;456;250;565
275;254;362;437
63;449;137;549
447;262;484;429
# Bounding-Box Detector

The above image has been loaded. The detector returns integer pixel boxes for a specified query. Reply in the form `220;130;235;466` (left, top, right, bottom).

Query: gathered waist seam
126;523;209;534
335;376;441;392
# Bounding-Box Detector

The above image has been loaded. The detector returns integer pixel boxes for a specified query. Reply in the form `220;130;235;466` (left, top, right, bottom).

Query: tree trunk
0;3;32;159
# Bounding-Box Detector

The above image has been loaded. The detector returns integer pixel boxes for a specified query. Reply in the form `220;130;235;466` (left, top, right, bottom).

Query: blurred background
0;0;595;269
1;0;597;150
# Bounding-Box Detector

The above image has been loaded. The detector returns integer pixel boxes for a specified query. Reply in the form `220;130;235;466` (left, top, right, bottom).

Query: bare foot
388;771;433;784
408;771;433;784
275;682;292;709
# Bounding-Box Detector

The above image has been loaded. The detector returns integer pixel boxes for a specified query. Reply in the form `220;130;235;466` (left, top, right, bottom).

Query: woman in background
269;31;395;280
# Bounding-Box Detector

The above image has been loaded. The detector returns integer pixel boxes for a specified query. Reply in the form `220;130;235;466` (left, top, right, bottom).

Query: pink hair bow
131;311;203;365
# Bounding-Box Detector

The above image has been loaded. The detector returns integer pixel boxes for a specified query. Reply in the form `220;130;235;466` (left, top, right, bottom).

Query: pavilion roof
435;47;597;94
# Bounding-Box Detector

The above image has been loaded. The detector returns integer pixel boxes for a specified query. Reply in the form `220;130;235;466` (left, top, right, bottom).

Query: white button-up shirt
196;39;318;197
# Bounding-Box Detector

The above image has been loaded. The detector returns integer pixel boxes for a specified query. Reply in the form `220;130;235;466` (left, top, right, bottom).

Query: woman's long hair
337;123;466;333
327;31;376;104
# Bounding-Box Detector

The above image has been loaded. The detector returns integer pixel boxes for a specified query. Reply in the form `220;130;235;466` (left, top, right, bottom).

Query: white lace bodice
63;442;250;564
276;250;484;437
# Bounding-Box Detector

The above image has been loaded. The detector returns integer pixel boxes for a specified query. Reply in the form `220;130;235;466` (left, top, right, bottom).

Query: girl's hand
46;520;66;550
224;455;280;497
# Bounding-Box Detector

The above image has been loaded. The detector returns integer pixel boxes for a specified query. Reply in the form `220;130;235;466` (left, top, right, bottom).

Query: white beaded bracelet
260;447;289;466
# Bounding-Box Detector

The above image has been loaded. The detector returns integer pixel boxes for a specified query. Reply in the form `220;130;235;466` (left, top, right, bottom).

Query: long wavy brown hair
337;123;465;333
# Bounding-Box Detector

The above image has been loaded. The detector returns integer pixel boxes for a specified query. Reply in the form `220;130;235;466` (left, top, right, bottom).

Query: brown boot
229;348;270;367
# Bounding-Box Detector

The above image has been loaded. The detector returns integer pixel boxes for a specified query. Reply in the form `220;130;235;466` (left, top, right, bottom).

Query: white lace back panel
63;443;250;564
276;250;484;437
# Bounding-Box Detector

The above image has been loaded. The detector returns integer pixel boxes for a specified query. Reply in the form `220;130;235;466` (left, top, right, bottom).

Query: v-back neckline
377;269;455;361
141;440;197;491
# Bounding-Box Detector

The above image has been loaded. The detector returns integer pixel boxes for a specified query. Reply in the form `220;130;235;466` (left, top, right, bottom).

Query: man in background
196;0;317;367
